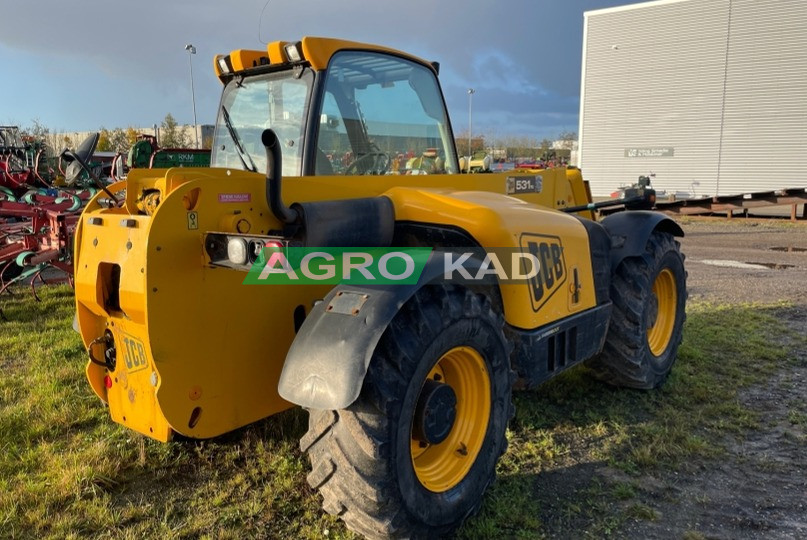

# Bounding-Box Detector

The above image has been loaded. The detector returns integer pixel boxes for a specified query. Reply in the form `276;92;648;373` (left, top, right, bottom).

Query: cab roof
213;36;437;83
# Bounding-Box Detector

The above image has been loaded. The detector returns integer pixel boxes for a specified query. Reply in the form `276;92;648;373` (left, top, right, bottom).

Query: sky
0;0;646;140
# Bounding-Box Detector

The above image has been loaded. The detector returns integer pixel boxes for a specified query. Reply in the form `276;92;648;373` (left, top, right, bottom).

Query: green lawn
0;286;800;539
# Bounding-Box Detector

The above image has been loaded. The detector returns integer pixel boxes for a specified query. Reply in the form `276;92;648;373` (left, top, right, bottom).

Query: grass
0;287;350;540
460;300;800;537
0;286;801;539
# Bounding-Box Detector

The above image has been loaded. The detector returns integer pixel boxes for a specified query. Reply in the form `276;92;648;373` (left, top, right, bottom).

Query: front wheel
301;285;513;538
587;230;687;389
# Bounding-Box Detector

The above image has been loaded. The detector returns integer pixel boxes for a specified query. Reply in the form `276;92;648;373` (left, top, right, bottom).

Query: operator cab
211;38;459;177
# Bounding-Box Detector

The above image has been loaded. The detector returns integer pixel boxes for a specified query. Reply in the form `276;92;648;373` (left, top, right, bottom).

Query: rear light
254;240;285;265
205;233;288;270
104;375;113;389
227;238;249;265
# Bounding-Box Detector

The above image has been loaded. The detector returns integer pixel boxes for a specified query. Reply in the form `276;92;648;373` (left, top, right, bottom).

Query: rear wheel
301;285;513;538
587;230;687;389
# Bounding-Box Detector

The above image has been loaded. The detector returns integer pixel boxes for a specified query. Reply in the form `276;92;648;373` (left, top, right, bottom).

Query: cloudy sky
0;0;645;140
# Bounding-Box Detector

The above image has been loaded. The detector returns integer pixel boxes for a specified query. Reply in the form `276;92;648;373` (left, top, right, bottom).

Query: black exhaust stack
261;129;298;224
260;128;394;247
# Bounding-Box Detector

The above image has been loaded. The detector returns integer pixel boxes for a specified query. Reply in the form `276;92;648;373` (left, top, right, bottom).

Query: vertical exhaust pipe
261;129;298;224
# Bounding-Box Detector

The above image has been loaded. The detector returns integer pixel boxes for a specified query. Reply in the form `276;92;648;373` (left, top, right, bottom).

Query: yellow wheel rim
410;346;491;493
647;268;677;356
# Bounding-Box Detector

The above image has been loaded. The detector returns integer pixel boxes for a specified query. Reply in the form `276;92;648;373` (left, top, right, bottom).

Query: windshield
211;69;313;176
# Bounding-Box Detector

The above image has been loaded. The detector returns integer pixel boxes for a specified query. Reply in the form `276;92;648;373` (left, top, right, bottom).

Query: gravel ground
679;218;807;305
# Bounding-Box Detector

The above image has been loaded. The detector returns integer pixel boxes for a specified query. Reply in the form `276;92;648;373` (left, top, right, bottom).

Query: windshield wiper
221;105;257;172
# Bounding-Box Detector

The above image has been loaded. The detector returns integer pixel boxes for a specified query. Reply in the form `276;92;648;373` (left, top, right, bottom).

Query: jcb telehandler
73;37;686;538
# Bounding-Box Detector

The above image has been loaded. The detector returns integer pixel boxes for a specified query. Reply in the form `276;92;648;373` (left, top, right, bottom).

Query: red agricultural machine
0;126;55;191
0;131;106;309
1;129;208;312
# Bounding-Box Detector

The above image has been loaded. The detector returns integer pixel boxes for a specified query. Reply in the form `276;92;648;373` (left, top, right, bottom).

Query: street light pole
185;44;199;149
467;88;475;173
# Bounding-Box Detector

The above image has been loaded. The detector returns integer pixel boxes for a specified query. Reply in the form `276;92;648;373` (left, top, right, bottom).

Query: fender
278;255;489;410
600;211;684;270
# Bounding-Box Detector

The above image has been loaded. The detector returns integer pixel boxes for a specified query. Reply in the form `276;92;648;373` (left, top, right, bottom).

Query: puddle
699;259;794;270
769;246;807;253
745;261;795;270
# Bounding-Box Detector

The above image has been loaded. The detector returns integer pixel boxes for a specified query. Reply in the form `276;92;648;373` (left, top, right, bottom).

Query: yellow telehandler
73;37;686;538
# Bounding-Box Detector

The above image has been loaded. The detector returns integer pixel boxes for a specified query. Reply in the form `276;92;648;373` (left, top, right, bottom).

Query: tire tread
587;231;687;389
303;285;512;538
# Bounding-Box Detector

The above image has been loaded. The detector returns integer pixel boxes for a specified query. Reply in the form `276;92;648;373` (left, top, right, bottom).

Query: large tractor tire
587;230;687;389
301;285;513;538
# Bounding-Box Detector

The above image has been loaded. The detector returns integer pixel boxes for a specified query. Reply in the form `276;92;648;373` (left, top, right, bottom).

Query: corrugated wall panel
580;0;807;197
717;0;807;194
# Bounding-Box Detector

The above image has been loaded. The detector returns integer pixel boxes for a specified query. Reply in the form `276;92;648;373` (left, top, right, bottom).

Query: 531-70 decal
506;175;542;195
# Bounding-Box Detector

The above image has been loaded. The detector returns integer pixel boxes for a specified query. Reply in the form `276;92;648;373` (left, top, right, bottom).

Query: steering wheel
344;151;391;175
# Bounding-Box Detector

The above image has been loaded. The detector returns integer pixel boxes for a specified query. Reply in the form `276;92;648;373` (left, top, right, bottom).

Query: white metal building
578;0;807;197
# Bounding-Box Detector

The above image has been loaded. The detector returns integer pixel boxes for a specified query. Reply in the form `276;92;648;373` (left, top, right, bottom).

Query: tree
110;128;129;153
21;119;59;159
159;113;190;148
557;131;577;151
97;128;112;152
126;127;139;148
500;135;540;160
22;119;49;139
201;132;214;150
453;130;485;157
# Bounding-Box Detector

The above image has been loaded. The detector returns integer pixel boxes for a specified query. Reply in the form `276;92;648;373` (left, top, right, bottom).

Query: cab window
315;51;458;176
212;69;313;177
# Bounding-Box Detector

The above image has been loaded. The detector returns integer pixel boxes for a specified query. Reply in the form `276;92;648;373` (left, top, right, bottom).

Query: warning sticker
218;193;251;203
187;211;198;230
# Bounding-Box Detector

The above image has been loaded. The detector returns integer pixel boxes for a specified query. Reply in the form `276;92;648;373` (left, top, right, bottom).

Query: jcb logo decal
521;234;566;310
115;331;149;373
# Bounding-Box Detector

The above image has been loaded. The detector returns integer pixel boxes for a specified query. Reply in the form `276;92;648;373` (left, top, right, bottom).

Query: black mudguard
600;211;684;270
278;255;488;410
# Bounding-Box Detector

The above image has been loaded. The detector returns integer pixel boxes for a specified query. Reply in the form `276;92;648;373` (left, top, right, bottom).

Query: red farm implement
0;126;55;190
1;132;108;312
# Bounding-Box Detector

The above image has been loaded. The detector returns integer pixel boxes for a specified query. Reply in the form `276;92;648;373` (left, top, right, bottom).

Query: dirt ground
620;309;807;540
623;219;807;540
542;218;807;540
